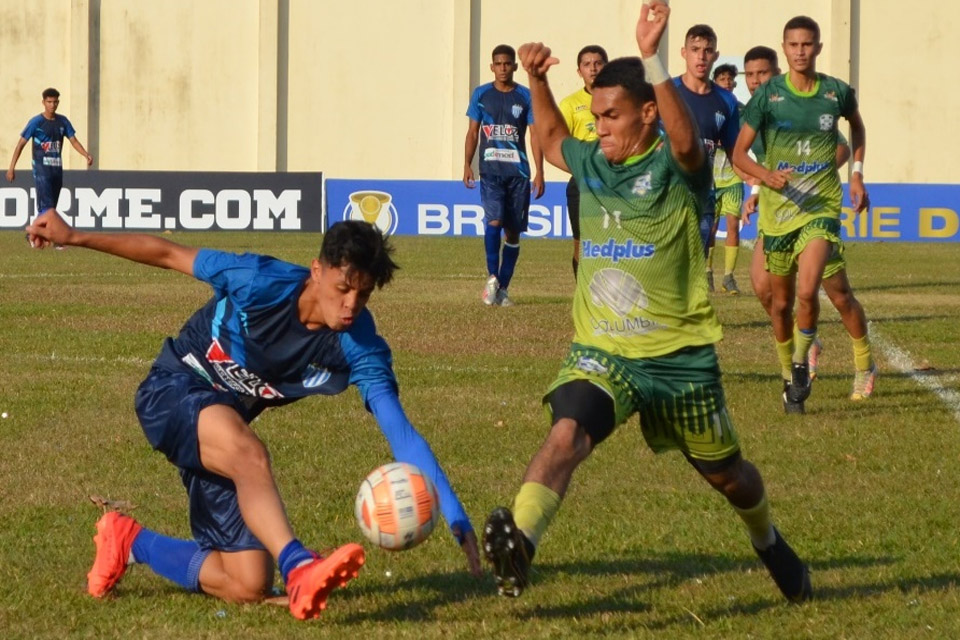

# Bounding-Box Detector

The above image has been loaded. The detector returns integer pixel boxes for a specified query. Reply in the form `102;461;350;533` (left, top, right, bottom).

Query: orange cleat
87;511;142;598
287;543;365;620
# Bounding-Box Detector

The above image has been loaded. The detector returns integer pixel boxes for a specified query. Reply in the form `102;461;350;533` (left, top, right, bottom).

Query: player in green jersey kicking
740;45;877;413
482;1;811;605
732;16;872;412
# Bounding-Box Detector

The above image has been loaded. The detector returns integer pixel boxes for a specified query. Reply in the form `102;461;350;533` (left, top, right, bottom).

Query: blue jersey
466;83;534;179
672;79;740;212
20;114;75;176
152;249;473;536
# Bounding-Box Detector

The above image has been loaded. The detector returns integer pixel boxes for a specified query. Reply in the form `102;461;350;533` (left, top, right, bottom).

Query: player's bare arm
26;210;198;275
463;119;480;188
847;108;868;213
529;124;546;199
733;123;792;189
638;1;704;172
69;136;94;166
517;42;570;173
6;137;27;182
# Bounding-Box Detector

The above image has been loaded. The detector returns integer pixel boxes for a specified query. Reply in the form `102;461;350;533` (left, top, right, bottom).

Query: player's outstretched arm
637;1;703;172
25;210;198;275
517;42;570;173
367;389;482;576
6;137;27;182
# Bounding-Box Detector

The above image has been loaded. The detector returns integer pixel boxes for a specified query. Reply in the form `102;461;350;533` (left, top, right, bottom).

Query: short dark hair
577;45;608;65
685;24;717;45
320;220;398;289
42;88;60;99
492;44;516;62
744;46;779;68
713;64;738;80
592;57;655;107
783;16;820;42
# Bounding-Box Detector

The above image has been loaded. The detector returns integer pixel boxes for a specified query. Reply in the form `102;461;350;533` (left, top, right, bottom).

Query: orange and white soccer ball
355;462;440;551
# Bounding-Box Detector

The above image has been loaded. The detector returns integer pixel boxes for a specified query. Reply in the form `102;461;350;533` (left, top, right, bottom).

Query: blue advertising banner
327;179;960;242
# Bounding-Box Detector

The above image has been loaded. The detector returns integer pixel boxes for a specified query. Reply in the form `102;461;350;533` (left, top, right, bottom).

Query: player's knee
543;419;594;467
221;576;272;604
223;433;273;479
769;295;792;318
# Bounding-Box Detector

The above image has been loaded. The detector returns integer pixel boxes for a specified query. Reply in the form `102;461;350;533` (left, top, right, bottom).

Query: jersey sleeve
192;249;303;308
663;136;711;193
719;92;741;151
838;82;858;120
522;86;534;125
338;311;399;407
560;137;591;181
741;86;768;133
20;116;41;140
61;116;77;138
465;86;483;121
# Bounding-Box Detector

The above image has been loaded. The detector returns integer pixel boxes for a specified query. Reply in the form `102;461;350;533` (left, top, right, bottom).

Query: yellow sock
793;325;817;364
852;334;873;371
512;482;562;547
776;338;793;380
733;494;776;550
724;245;739;276
706;246;715;272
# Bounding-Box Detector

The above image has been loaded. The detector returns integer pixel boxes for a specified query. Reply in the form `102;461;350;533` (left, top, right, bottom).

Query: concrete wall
0;0;955;184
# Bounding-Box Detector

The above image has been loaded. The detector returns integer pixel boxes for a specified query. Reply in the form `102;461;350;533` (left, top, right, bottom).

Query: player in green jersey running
481;1;811;605
733;16;871;411
740;46;877;412
710;64;745;295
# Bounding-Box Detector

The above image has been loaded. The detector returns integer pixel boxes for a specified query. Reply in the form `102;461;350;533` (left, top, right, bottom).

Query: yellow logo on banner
343;190;399;235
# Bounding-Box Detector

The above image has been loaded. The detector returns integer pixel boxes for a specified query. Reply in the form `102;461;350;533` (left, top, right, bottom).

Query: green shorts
763;217;844;277
715;184;744;218
544;344;740;462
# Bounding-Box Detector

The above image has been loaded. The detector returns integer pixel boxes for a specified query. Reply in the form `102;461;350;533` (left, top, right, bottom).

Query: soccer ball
355;462;439;551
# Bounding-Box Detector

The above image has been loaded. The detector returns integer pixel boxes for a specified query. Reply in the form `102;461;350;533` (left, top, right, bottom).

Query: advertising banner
327;179;960;242
0;171;323;231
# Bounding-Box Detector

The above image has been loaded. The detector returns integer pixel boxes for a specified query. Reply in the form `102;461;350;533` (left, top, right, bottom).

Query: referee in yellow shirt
558;45;607;277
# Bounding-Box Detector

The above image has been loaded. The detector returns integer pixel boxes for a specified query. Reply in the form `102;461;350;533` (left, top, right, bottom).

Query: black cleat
787;362;812;403
483;507;534;597
782;381;805;414
754;527;812;603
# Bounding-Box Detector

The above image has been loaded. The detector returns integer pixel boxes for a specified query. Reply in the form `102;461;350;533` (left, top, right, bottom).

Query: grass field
1;230;959;639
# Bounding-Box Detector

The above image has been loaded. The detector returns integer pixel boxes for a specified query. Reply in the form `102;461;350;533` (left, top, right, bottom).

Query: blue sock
799;327;817;335
131;528;211;592
278;538;314;584
498;242;520;290
484;225;501;277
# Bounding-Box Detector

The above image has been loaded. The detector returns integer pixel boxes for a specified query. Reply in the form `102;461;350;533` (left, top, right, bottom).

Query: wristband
750;184;761;196
641;55;670;85
851;161;863;175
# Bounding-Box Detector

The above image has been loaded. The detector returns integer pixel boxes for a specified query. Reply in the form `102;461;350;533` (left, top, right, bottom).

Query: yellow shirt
559;87;597;142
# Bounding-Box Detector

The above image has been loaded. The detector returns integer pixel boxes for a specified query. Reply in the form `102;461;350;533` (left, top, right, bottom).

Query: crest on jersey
302;364;332;389
511;103;524;119
824;91;838;102
769;94;784;103
819;114;835;131
714;111;726;130
631;173;653;196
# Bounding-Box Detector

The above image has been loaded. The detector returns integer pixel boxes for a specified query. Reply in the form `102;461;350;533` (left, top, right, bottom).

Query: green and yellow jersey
712;103;745;189
741;73;857;236
561;136;722;359
559;87;598;142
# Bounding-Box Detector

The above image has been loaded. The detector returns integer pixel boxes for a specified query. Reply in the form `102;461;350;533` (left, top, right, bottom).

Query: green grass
1;231;959;638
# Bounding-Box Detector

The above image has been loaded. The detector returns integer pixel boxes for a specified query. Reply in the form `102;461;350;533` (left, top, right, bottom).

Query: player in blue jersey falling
25;212;481;620
7;88;93;225
464;44;545;307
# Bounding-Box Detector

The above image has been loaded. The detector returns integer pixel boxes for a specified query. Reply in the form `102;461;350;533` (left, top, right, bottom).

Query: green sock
793;325;817;364
733;494;776;550
852;334;873;371
724;245;739;276
512;482;562;547
776;338;794;380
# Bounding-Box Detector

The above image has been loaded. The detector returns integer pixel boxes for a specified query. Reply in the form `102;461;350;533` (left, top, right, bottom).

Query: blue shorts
480;174;530;232
135;367;266;552
33;171;63;214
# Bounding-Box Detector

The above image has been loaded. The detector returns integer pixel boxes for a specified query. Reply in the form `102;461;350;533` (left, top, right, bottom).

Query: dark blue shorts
135;367;266;552
480;174;531;232
33;171;63;214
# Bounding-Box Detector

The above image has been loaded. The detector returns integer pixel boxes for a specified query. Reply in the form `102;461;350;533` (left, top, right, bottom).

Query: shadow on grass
856;280;960;293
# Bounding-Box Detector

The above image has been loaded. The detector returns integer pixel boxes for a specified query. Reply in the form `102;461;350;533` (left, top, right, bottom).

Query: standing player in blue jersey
672;26;742;280
25;213;481;620
464;44;545;307
7;88;93;224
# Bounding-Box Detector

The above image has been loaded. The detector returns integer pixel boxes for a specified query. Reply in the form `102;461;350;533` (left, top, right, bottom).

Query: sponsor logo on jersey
581;239;656;263
343;190;399;236
40;141;61;153
819;114;835;131
42;157;62;167
589;314;665;337
776;160;830;175
769;94;785;103
824;90;838;102
511;103;524;119
589;268;649;317
775;120;793;130
575;356;608;375
482;148;521;163
205;338;283;399
631;173;652;196
302;364;332;389
482;124;520;142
